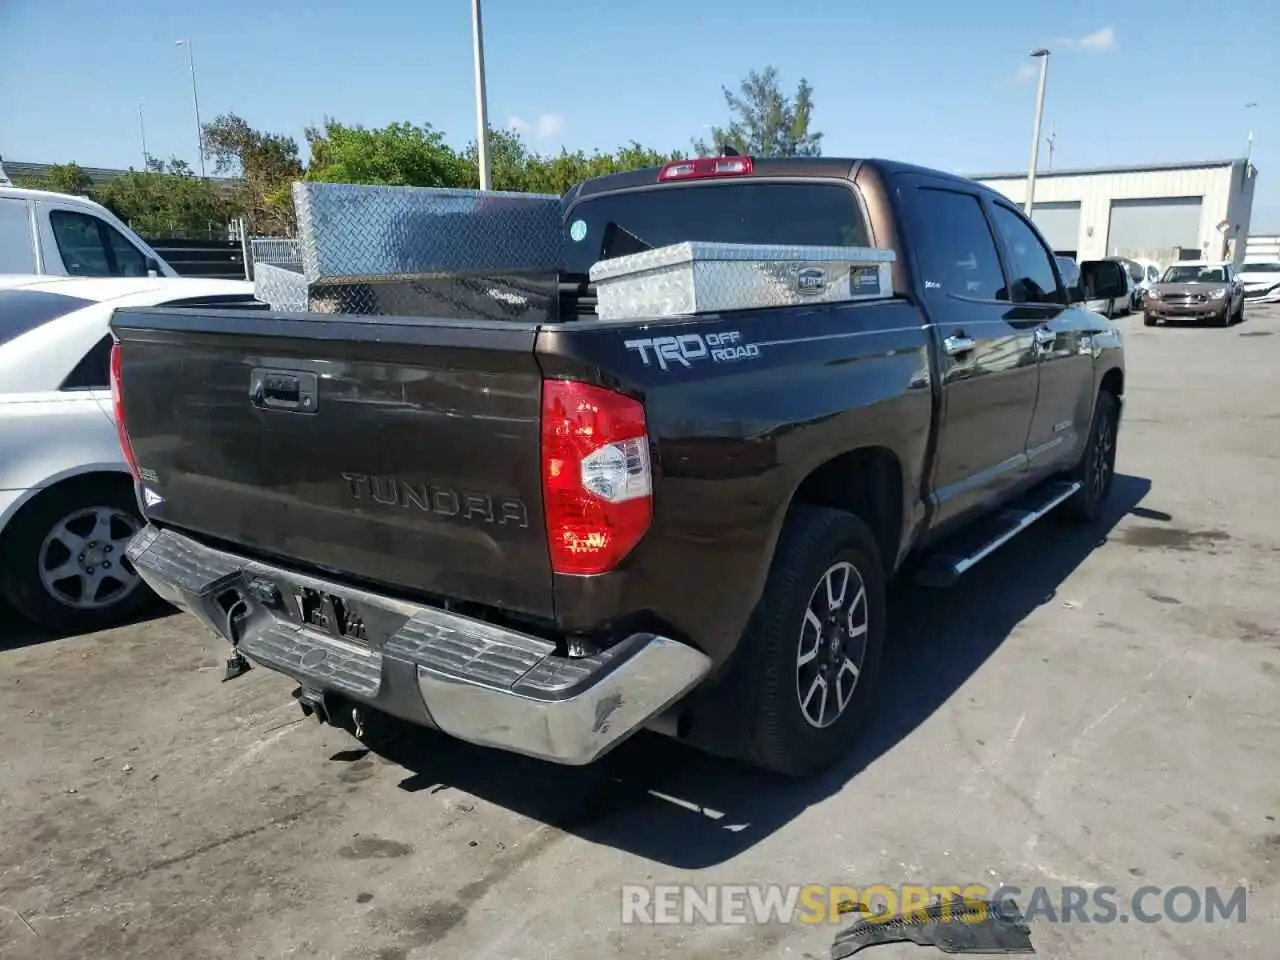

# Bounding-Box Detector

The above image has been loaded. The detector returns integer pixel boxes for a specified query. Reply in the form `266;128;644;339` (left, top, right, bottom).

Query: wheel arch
1099;365;1124;399
0;467;136;542
785;445;907;574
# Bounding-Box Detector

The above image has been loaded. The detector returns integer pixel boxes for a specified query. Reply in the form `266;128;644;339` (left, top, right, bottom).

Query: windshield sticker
569;219;588;242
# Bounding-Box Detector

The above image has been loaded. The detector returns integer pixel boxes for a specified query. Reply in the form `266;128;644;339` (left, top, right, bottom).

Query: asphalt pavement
2;302;1278;959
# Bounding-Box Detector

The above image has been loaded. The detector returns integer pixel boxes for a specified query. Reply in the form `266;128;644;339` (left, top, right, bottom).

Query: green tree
203;113;303;235
458;127;537;192
13;162;94;195
694;66;822;157
306;120;470;189
95;158;237;237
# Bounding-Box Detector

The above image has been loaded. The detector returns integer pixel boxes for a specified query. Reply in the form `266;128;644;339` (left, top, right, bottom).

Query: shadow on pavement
345;473;1154;869
0;600;175;652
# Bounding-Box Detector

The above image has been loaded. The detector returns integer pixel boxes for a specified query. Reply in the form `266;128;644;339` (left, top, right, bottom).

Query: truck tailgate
110;308;555;619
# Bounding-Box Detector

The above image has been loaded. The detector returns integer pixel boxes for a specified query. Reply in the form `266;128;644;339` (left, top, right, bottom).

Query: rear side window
61;334;113;390
0;197;37;273
50;210;150;277
562;182;870;277
0;290;93;348
911;188;1007;301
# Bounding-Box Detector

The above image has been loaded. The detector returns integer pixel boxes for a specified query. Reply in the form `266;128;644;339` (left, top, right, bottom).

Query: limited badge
569;219;588;242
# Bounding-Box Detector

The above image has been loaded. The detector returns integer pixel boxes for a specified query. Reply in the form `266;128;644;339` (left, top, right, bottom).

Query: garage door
1030;202;1081;256
1107;197;1203;258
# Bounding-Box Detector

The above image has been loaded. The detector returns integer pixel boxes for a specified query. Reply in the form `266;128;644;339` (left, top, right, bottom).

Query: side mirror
145;257;161;278
1056;256;1083;303
1079;259;1127;302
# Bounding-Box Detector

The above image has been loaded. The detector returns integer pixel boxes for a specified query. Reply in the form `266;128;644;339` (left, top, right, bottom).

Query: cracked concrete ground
2;303;1278;959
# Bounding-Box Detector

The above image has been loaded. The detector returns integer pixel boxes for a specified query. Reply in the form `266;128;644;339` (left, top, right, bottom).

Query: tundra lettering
341;472;529;527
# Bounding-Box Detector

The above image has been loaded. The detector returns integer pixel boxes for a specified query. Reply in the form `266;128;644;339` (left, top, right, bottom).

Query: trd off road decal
623;330;760;371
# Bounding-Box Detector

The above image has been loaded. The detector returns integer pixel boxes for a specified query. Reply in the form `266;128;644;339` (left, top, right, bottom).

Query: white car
0;184;180;278
0;275;259;631
1239;260;1280;304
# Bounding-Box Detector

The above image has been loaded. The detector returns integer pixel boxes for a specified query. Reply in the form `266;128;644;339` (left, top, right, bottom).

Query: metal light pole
138;101;149;167
175;39;206;178
1024;48;1050;216
470;0;492;190
1244;102;1258;171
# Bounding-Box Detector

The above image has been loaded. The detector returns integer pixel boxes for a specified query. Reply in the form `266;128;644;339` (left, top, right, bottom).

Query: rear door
902;177;1039;533
986;199;1096;477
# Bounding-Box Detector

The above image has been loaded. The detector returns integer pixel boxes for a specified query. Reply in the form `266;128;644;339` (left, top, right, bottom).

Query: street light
1024;48;1050;216
174;39;206;178
1244;102;1258;171
470;0;491;190
138;101;149;168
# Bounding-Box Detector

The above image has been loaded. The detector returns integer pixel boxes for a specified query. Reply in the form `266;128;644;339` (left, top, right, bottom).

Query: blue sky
1;0;1276;228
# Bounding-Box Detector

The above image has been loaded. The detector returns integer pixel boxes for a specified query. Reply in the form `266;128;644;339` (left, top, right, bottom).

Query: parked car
111;159;1128;777
1239;260;1280;304
0;275;259;632
0;185;178;279
1108;256;1162;310
1084;260;1131;318
1143;261;1246;327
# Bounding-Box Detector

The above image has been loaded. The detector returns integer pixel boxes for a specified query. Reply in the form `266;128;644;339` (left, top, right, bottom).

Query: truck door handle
943;334;976;356
1033;327;1056;346
250;368;319;413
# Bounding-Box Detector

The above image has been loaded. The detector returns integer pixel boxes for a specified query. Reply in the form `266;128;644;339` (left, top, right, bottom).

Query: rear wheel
1143;314;1157;327
738;505;886;777
0;479;150;633
1061;390;1119;524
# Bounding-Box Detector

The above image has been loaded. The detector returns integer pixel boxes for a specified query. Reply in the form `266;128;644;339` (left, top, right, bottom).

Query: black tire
1143;314;1156;327
0;477;151;633
1235;301;1245;324
738;505;887;778
1061;390;1119;524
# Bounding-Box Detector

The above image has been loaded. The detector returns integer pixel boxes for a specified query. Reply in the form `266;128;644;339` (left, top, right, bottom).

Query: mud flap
831;897;1034;957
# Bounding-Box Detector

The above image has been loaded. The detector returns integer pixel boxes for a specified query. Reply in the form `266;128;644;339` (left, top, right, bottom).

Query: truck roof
571;156;995;201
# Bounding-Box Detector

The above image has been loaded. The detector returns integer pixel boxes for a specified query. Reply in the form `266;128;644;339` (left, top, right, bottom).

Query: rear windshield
1240;262;1280;274
562;181;870;277
0;290;94;348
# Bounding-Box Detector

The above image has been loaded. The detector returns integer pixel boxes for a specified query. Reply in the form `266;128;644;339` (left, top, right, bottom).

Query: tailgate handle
250;368;318;413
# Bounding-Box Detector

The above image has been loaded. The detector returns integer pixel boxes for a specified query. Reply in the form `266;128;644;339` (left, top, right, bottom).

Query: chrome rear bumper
127;525;711;765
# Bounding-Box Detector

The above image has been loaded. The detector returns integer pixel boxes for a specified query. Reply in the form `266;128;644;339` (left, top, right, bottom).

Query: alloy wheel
38;506;141;611
796;561;870;729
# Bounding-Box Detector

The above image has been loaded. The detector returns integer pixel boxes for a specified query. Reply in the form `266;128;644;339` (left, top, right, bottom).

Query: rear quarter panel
538;298;932;667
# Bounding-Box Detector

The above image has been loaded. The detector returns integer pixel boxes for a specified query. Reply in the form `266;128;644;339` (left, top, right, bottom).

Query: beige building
971;159;1258;266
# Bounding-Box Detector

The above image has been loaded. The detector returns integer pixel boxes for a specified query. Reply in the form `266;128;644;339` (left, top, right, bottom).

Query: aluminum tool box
252;182;563;322
588;241;896;322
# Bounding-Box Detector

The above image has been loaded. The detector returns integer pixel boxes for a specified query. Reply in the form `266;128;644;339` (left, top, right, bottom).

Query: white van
0;184;178;279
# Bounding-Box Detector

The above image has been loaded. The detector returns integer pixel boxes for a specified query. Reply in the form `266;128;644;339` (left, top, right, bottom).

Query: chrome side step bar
917;480;1082;587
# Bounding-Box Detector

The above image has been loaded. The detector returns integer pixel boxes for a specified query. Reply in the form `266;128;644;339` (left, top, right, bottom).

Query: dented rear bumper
126;525;711;765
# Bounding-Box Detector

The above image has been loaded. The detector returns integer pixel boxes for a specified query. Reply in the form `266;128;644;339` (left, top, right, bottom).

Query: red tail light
109;342;139;479
658;156;754;182
541;380;652;576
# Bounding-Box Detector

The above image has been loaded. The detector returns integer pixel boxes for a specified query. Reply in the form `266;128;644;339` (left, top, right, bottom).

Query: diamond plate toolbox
588;241;896;322
293;181;561;280
253;182;563;321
